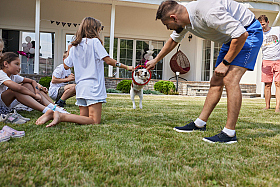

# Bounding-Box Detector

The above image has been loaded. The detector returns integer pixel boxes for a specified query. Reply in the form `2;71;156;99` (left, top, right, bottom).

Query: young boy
49;51;76;107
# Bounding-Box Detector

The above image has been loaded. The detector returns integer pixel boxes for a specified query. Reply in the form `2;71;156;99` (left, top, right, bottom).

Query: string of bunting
42;19;80;27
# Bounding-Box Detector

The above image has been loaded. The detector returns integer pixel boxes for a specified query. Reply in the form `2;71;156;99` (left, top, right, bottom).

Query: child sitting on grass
36;17;133;127
0;52;69;123
48;51;76;107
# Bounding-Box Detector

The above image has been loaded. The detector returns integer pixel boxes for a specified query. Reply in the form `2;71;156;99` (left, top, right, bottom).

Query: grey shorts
55;86;65;101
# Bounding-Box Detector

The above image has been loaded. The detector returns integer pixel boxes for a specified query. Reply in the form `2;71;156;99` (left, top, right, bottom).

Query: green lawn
1;94;280;186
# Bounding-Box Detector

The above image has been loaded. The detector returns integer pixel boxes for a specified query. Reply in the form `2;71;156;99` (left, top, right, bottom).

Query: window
202;40;222;81
119;39;133;78
104;37;164;79
66;34;74;51
151;41;164;79
20;32;55;75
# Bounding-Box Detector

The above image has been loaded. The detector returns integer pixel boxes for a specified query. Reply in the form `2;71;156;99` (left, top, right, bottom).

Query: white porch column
109;2;116;77
272;11;280;26
209;41;214;79
34;0;40;74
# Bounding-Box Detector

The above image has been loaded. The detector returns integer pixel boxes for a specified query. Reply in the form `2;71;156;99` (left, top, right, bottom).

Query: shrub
39;76;52;89
116;80;132;93
154;81;176;95
106;89;122;93
143;89;164;95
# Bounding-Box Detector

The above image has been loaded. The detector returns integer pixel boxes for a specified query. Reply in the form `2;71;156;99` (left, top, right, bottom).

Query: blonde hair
72;17;103;46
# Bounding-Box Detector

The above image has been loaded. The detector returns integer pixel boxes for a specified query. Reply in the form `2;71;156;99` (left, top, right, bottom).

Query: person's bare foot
46;111;61;127
275;108;280;112
36;110;54;125
262;107;270;110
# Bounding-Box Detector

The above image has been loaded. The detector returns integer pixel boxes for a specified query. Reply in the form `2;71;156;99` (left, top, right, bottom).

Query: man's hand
67;73;75;82
146;59;157;70
214;63;230;77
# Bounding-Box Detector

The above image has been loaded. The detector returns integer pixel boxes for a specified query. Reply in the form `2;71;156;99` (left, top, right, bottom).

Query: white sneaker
2;125;25;138
0;129;10;142
12;109;30;121
1;113;27;124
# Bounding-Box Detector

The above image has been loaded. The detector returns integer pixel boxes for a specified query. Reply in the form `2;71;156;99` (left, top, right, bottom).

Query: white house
1;0;280;94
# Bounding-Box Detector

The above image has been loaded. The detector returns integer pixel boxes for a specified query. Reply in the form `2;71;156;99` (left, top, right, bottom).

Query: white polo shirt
171;0;255;44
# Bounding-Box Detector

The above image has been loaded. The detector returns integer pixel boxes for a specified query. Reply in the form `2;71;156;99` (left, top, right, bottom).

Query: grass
1;94;280;186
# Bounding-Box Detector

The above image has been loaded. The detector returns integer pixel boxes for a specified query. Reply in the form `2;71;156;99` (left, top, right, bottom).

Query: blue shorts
75;98;106;107
216;19;263;71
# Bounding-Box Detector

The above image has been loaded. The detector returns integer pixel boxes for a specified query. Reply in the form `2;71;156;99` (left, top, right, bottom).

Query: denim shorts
216;19;263;71
75;98;106;107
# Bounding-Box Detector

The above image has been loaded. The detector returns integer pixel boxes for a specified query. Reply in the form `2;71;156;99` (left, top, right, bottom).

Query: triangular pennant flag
50;20;54;24
67;23;71;27
62;22;66;27
73;23;77;27
56;21;60;25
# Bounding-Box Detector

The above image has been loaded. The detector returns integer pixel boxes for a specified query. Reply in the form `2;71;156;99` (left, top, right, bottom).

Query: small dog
130;68;150;109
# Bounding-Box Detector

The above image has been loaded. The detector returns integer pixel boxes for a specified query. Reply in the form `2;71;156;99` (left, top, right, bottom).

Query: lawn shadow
236;119;280;139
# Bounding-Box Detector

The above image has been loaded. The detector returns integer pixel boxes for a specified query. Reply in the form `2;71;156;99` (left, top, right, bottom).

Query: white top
262;26;280;61
0;70;24;94
64;38;109;100
49;64;72;100
170;0;255;44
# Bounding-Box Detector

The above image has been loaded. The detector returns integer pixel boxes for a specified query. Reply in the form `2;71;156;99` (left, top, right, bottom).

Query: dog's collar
132;65;152;86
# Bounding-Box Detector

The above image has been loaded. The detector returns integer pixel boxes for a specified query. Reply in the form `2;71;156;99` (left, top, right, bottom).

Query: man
146;0;263;143
49;51;76;107
258;15;280;112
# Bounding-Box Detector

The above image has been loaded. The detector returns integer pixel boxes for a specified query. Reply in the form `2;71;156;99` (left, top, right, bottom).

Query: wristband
116;62;121;67
36;86;38;89
126;66;129;71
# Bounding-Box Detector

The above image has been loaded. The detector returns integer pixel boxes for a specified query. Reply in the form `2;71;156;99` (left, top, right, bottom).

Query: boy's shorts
55;86;65;101
261;60;280;82
0;93;20;109
75;98;106;107
216;19;263;71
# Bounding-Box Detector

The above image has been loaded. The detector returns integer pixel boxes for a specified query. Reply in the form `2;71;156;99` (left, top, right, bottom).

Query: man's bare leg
198;65;246;131
264;82;272;110
223;66;247;130
198;74;224;122
275;81;280;112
